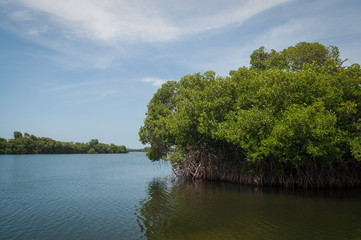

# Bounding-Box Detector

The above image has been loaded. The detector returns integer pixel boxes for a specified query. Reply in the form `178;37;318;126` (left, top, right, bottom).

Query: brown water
1;153;361;239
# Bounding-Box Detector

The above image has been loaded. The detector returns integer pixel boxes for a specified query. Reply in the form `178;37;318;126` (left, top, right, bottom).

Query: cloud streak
0;0;291;69
142;77;166;87
184;0;361;75
12;0;289;43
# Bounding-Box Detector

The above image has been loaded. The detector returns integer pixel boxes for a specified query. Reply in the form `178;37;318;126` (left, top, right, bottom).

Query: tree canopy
0;132;128;154
250;42;343;71
139;42;361;188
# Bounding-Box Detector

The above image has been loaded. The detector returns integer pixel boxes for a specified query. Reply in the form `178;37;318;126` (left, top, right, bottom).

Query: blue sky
1;0;361;148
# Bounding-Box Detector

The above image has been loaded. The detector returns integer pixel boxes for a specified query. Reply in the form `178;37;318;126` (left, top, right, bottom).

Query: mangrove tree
139;42;361;188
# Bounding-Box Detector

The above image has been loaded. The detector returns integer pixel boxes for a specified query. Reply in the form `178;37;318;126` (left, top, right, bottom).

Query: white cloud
142;77;166;87
0;0;291;69
13;0;290;43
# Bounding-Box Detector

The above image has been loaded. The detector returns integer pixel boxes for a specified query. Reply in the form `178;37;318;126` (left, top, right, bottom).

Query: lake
1;153;361;239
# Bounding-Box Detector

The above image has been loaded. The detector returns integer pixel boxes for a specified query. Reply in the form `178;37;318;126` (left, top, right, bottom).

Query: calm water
1;153;361;240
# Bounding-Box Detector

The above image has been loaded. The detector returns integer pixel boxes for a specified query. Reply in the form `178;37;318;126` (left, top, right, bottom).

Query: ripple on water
1;154;361;240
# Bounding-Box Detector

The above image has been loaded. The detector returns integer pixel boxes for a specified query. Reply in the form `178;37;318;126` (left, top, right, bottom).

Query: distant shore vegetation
140;42;361;189
128;147;150;152
0;131;128;154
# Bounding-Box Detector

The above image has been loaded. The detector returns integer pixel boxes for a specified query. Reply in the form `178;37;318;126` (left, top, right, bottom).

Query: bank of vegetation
139;42;361;188
128;147;150;152
0;131;128;154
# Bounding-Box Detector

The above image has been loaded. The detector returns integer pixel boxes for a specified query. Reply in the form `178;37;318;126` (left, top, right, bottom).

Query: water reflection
136;178;361;240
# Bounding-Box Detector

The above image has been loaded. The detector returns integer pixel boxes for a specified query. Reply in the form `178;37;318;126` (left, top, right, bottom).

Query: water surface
1;153;361;239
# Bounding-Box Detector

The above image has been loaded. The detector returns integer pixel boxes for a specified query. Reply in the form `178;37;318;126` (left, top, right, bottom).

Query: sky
1;0;361;148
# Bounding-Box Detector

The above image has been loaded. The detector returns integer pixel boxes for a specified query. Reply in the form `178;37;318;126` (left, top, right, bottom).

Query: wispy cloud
35;79;121;104
89;89;119;102
142;77;166;87
187;0;361;75
256;18;325;50
0;0;291;69
10;9;33;21
8;0;289;43
41;81;100;93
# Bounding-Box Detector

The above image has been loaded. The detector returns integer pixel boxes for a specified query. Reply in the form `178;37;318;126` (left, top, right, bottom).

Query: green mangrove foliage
0;131;128;154
139;42;361;188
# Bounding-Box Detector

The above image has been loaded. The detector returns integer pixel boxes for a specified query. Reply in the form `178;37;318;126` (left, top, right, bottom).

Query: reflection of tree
136;179;361;240
136;178;175;239
135;178;263;239
137;178;210;239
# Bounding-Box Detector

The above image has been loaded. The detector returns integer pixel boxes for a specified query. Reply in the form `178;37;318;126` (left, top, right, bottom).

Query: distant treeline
0;131;128;154
128;147;150;152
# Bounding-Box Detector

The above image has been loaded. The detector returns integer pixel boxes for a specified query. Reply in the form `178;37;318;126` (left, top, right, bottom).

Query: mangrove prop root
173;145;361;189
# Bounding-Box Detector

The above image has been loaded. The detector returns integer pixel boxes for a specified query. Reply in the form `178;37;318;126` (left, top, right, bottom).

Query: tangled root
173;144;361;189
